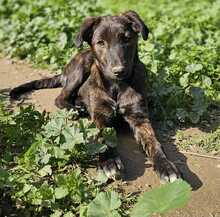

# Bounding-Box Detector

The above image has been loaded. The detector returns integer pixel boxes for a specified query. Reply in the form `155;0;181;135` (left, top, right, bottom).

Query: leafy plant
0;103;192;217
1;0;220;123
175;126;220;153
0;0;102;71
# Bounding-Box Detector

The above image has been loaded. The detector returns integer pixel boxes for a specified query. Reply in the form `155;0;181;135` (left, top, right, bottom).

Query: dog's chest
108;83;119;101
106;82;126;116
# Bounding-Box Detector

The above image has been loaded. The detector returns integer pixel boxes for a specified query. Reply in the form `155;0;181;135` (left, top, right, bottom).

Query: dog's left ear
121;10;149;40
75;16;101;48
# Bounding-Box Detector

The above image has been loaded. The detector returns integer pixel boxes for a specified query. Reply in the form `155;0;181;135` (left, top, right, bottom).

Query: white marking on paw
103;166;112;179
115;157;124;171
169;174;178;183
160;174;169;184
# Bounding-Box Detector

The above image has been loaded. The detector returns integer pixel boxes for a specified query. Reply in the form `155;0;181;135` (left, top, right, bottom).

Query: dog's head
75;11;149;80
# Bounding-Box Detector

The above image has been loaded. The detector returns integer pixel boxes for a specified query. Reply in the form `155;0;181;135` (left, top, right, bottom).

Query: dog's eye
97;40;105;47
121;32;132;43
122;36;131;43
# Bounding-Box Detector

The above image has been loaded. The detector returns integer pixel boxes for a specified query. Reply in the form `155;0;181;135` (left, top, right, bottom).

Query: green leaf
185;64;203;73
201;75;212;87
80;205;88;217
44;118;63;138
40;153;51;165
53;146;69;160
102;127;117;148
95;169;108;184
63;211;75;217
38;165;52;177
130;180;191;217
23;184;32;194
87;191;121;217
0;169;9;187
55;187;69;199
88;142;108;155
58;32;67;49
63;125;84;146
179;73;189;87
50;210;63;217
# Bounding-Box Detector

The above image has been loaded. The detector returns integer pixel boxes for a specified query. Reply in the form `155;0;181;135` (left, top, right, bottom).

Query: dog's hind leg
55;51;93;109
55;68;89;109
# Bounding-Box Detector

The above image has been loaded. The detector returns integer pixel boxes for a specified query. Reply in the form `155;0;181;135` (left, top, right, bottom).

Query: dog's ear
75;17;101;48
121;11;149;40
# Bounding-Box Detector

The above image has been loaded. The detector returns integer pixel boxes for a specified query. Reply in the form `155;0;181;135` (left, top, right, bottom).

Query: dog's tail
10;74;63;100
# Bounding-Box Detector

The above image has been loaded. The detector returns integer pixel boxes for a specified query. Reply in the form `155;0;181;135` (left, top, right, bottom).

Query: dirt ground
0;57;220;217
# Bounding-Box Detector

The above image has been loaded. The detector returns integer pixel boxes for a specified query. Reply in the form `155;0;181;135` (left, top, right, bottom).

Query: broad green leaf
40;153;51;165
102;128;117;148
86;127;100;137
40;183;54;201
95;169;108;184
63;211;75;217
0;169;9;186
53;146;69;160
87;191;121;217
131;180;191;217
55;174;67;186
80;205;88;217
201;75;212;87
44;118;63;138
88;142;108;155
50;210;63;217
55;187;69;199
185;64;203;73
23;184;32;194
29;187;43;205
179;73;189;87
63;126;84;145
38;165;52;177
58;32;67;49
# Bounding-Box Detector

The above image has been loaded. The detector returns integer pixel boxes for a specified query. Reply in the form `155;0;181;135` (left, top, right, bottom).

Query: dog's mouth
114;70;131;80
115;75;128;80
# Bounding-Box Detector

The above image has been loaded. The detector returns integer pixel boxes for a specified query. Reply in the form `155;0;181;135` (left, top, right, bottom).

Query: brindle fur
10;11;180;182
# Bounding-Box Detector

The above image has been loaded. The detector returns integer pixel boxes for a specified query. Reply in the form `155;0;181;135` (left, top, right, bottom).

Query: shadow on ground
117;122;203;191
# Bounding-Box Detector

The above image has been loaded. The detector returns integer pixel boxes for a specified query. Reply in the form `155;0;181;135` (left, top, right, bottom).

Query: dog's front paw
154;153;181;183
100;156;124;180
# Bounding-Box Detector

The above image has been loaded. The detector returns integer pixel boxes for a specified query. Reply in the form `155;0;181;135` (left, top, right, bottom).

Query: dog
10;11;180;182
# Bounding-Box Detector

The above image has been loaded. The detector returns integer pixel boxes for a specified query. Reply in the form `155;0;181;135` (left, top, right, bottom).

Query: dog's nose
112;66;125;75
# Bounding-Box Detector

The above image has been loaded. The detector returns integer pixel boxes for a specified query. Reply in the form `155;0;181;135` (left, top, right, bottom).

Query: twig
179;150;220;160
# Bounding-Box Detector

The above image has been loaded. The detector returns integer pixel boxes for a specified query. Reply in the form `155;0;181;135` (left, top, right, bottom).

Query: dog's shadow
117;122;203;191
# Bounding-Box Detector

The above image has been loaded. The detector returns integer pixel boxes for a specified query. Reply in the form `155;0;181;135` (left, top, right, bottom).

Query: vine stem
180;150;220;160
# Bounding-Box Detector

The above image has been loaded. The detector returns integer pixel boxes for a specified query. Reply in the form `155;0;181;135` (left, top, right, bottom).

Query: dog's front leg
88;91;124;180
128;119;180;182
119;87;180;182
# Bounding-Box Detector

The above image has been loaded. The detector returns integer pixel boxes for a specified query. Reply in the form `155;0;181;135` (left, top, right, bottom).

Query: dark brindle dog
10;11;180;182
